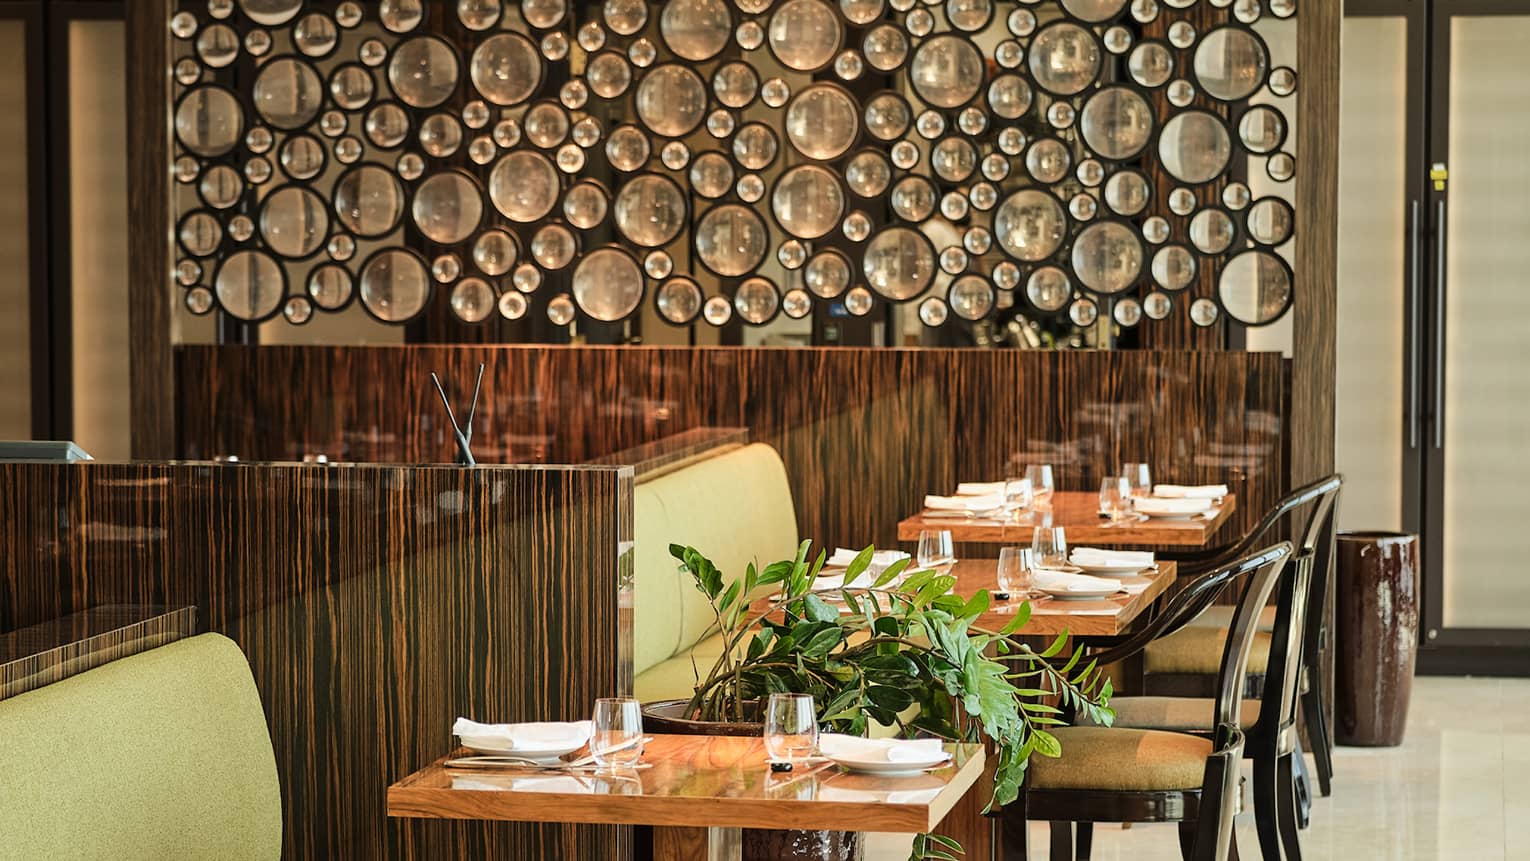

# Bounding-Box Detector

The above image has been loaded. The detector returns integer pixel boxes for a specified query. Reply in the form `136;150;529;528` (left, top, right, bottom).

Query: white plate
1039;587;1127;601
458;738;587;762
1140;510;1204;520
1073;561;1152;576
822;754;952;776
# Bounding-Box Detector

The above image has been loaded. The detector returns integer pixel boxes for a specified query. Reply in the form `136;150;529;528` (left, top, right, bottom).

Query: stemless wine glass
1122;463;1152;499
764;693;818;765
917;528;954;569
1031;526;1068;568
591;697;645;770
1004;476;1034;517
1099;476;1132;522
1025;464;1055;505
996;546;1035;599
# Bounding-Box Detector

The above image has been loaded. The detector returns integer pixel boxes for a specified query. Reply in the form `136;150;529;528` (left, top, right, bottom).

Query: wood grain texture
175;346;1288;557
0;461;633;860
897;492;1237;548
126;0;173;458
388;734;985;833
0;605;195;700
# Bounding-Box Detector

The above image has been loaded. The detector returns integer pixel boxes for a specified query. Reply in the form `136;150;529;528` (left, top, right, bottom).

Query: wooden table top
387;733;986;834
897;490;1237;547
951;558;1177;638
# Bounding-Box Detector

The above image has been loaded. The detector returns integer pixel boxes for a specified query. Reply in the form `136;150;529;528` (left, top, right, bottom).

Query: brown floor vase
1335;531;1420;747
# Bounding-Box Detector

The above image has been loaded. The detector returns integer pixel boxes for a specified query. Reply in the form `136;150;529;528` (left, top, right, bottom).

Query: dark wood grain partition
177;346;1287;551
0;461;633;860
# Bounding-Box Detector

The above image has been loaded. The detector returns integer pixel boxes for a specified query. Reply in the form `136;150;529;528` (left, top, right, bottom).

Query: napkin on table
955;481;1007;496
819;734;950;764
452;718;593;750
1070;548;1155;568
1152;484;1229;499
814;549;911;589
1134;496;1215;515
924;493;1004;512
1032;571;1124;594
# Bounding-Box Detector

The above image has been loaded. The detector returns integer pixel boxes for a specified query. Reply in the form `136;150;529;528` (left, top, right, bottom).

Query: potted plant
643;540;1114;861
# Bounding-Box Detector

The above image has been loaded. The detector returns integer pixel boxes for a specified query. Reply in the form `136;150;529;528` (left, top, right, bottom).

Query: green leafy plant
669;540;1115;860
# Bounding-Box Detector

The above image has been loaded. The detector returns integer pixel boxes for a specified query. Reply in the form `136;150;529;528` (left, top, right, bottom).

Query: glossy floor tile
867;676;1530;859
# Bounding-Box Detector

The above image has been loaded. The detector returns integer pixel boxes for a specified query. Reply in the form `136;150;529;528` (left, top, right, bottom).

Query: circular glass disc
1219;250;1291;324
412;171;485;244
995;190;1066;262
784;84;859;160
332;164;406;237
215;249;286;320
572;247;645;321
768;0;843;72
1029;22;1100;96
636;65;707;137
360;248;431;322
661;0;732;62
694;204;769;276
772;165;845;240
1158;111;1233;184
1080;86;1153;160
470;33;543;105
1194;26;1268;102
614;173;688;247
259;185;328;257
176;86;244;156
489;150;560;222
862;226;936;301
909;34;985;108
389;37;461;109
1071;221;1143;294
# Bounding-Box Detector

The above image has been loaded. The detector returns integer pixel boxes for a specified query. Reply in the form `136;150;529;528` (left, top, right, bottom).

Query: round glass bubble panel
614;173;687;247
862;226;936;301
995;190;1066;262
1025;138;1072;184
605;125;650;171
931;138;977;182
1268;152;1296;182
390;37;460;109
572;247;645;321
909;35;984;109
785;84;859;160
768;0;843;72
1158;111;1232;184
987;74;1032;120
732;123;778;170
918;297;948;327
1151;244;1197;291
412;171;484;245
523;0;568;28
636;65;707;137
689;152;734;198
460;0;505;30
196;24;240;68
804;250;852;298
1069;298;1098;327
661;0;732;62
1247;197;1295;245
1193;26;1268;102
1026;266;1071;312
199;165;243;209
1080;86;1153;160
531;224;578;269
330;64;375;110
176;86;243;157
332;164;405;237
734;277;780;324
1071;220;1143;294
259;185;328;257
1189;208;1237;254
656;277;703;323
381;0;426;32
1062;0;1127;23
890;176;937;222
782;288;812;319
1028;22;1100;96
1128;41;1174;88
712;62;757;108
946;0;993;31
308;264;353;309
772;165;845;240
701;295;732;326
862;24;908;72
563;180;609;229
864;93;911;141
470;33;542;105
694;204;769;276
489;151;560;222
1114;296;1142;327
1190;297;1220;327
1238;105;1286;154
845;149;892;197
948;274;994;320
214;249;286;321
473;229;519;276
450;278;496;323
293;13;339;57
1104;170;1151;216
364;103;410;148
547;294;577;326
239;0;302;26
179;211;222;257
360;248;431;322
604;0;648;34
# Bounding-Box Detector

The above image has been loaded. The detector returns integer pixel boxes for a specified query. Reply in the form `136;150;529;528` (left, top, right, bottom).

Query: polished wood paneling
176;346;1288;556
388;734;985;833
0;461;633;860
126;0;173;458
0;605;194;700
898;491;1238;547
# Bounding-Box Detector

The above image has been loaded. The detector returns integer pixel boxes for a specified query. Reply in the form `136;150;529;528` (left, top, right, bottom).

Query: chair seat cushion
1103;696;1261;732
1185;604;1278;632
1144;626;1271;675
1028;727;1212;791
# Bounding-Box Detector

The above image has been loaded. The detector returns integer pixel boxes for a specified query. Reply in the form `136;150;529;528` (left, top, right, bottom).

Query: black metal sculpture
429;363;484;467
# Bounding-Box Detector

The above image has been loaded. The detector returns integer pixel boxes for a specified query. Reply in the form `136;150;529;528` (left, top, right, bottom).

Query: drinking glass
917;529;954;569
764;693;819;765
1031;526;1068;568
996;547;1035;598
591;697;645;770
1099;476;1132;523
1025;465;1055;505
1121;463;1152;499
1004;476;1034;514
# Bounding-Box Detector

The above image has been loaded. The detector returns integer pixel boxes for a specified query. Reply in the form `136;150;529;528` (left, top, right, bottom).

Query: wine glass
1099;476;1132;523
591;697;645;770
764;693;818;766
917;529;954;569
1003;476;1033;519
1031;526;1068;568
1025;465;1055;506
996;547;1035;599
1121;463;1152;499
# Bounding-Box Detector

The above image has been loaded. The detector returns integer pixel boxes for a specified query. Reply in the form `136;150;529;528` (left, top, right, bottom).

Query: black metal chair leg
1177;820;1198;861
1291;740;1312;828
1300;684;1333;797
1252;751;1282;861
1075;822;1093;860
1000;798;1029;861
1277;754;1305;861
1048;821;1073;861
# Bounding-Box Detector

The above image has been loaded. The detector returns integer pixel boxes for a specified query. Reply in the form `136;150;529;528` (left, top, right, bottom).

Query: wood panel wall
177;346;1287;552
0;461;633;860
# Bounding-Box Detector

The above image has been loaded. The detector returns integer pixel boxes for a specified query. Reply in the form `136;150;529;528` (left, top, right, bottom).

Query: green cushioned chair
633;443;799;702
0;633;282;860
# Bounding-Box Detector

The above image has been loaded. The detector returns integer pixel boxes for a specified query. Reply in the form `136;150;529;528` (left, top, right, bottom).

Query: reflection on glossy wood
0;461;633;860
389;734;985;834
952;559;1178;638
0;605;195;700
897;491;1238;548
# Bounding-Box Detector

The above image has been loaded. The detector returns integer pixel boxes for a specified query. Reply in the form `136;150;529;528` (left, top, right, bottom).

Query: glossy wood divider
0;461;633;860
177;346;1287;554
0;605;195;700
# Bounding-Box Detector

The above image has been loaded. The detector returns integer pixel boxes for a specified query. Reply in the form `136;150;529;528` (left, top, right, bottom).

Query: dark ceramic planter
1335;531;1419;747
641;700;863;861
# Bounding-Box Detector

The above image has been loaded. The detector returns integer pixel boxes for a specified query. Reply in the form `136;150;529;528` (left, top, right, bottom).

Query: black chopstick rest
770;761;793;772
993;592;1011;601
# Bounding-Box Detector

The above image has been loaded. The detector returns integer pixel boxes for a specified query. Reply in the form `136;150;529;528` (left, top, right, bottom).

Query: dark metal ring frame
289;12;345;64
360;100;414;151
781;80;864;163
657;2;737;64
944;273;998;323
861;88;916;144
732;275;785;327
841;146;895;200
329;161;408;240
174;209;226;260
651;275;705;326
1243;195;1296;250
1186;23;1275;106
632;62;710;139
765;164;850;242
303;261;360;314
710;60;762;111
611;171;690;248
762;0;851;75
208;247;292;325
1232;103;1289;157
726;120;782;173
859;223;939;305
802;247;856;302
689;202;773;280
252;181;335;263
350;245;434;325
1265;150;1296;184
1213;247;1296;328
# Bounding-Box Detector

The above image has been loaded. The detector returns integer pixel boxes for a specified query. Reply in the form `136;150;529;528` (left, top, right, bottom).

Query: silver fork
447;736;654;769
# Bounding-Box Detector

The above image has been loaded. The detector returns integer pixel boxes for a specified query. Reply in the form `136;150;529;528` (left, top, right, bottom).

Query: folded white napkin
819;734;950;764
955;481;1007;496
1135;497;1214;515
1070;548;1154;568
815;549;911;590
818;785;944;804
1033;571;1123;593
924;493;1003;512
452;719;593;750
1152;484;1229;499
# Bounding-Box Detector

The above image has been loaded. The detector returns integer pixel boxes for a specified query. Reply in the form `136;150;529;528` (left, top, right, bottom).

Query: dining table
897;490;1237;547
387;733;986;861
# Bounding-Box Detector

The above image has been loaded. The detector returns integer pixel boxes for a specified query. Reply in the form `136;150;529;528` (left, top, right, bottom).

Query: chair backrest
0;632;282;859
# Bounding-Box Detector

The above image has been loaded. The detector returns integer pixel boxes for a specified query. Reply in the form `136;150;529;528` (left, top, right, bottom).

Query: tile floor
866;676;1530;860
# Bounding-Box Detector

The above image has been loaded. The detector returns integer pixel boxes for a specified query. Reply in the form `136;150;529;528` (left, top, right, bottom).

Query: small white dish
818;735;951;775
1039;587;1127;601
1073;560;1153;576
